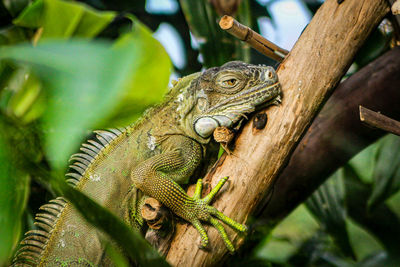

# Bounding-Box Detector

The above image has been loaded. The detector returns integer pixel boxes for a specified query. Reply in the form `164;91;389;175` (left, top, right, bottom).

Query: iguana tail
11;128;127;266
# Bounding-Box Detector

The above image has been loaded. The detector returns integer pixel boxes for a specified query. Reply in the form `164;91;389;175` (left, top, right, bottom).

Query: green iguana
12;61;281;266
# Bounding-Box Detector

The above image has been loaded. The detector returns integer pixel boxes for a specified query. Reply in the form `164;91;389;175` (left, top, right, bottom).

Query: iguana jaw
193;81;281;138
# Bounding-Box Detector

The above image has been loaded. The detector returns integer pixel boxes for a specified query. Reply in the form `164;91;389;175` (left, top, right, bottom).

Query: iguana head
175;61;281;139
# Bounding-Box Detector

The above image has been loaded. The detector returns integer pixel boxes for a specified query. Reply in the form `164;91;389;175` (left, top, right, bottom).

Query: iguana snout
190;61;281;138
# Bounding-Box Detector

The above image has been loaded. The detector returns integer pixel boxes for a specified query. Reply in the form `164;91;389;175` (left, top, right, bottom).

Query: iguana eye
221;78;237;87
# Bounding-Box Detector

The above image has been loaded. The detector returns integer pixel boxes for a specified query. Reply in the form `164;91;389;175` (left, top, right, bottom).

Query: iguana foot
190;177;247;253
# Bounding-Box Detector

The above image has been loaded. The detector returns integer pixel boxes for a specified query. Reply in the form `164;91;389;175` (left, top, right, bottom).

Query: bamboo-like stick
360;106;400;136
219;15;289;62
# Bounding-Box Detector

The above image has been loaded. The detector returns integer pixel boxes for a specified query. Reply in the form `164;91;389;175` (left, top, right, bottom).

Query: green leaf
254;205;319;264
0;21;171;168
0;40;134;168
305;170;355;259
2;0;31;18
343;164;400;260
356;252;388;267
0;118;30;265
0;25;28;45
104;16;172;127
1;66;45;123
104;242;130;267
13;0;115;39
12;0;44;28
348;141;379;184
368;135;400;211
180;0;250;67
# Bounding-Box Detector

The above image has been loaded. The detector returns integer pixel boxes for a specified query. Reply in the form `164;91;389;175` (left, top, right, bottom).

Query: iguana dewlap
12;61;281;266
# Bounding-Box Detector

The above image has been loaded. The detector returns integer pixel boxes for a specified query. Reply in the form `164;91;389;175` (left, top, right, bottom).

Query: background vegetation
0;0;399;266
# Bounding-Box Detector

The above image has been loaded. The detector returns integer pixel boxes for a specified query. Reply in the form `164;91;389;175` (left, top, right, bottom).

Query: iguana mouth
193;82;281;138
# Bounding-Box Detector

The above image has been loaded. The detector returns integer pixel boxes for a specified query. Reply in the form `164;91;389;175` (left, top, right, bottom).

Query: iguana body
12;61;281;266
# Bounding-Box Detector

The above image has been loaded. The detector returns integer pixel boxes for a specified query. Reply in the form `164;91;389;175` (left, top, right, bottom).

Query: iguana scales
12;61;281;266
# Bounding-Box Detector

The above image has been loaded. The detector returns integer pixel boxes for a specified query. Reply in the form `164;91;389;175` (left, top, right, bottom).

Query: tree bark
262;46;400;222
165;0;389;266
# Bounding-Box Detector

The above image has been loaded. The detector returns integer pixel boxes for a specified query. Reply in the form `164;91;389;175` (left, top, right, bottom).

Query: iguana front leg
130;136;246;252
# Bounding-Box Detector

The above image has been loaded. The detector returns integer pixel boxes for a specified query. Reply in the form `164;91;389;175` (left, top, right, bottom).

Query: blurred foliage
306;171;355;259
179;0;250;67
1;0;399;266
0;0;171;265
368;135;400;211
0;117;30;264
246;135;400;267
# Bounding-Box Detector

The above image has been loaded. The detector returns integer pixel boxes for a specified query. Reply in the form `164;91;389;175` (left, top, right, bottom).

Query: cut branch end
359;105;400;136
219;15;288;62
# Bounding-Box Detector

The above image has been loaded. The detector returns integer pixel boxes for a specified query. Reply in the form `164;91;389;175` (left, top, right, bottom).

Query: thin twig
360;105;400;136
219;15;289;62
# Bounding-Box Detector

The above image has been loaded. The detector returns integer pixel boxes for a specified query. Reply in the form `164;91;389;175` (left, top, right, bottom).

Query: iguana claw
191;177;247;253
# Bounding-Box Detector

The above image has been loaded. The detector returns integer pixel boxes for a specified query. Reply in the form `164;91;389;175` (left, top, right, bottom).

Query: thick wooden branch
165;0;389;266
262;46;400;222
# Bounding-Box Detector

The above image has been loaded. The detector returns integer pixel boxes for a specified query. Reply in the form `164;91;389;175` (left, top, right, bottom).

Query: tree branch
219;15;288;62
165;0;389;266
360;105;400;136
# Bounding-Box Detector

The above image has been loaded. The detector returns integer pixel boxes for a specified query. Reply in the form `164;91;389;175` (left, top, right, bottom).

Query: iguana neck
148;72;212;145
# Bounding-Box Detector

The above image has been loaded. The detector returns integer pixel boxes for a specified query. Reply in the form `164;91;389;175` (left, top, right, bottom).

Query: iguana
12;61;281;266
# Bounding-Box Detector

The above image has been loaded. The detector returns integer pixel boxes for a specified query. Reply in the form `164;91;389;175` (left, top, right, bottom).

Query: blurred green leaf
13;0;115;39
346;218;384;263
356;252;388;267
254;205;319;263
368;135;400;211
1;66;45;123
348;141;379;184
387;190;400;219
106;16;172;127
0;61;15;95
180;0;250;67
0;25;28;45
104;242;130;267
12;0;42;28
0;118;30;266
0;17;171;168
344;164;400;262
2;0;31;17
306;170;355;259
0;40;135;169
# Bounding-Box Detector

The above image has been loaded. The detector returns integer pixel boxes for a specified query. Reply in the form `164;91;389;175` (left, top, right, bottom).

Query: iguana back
12;73;198;266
